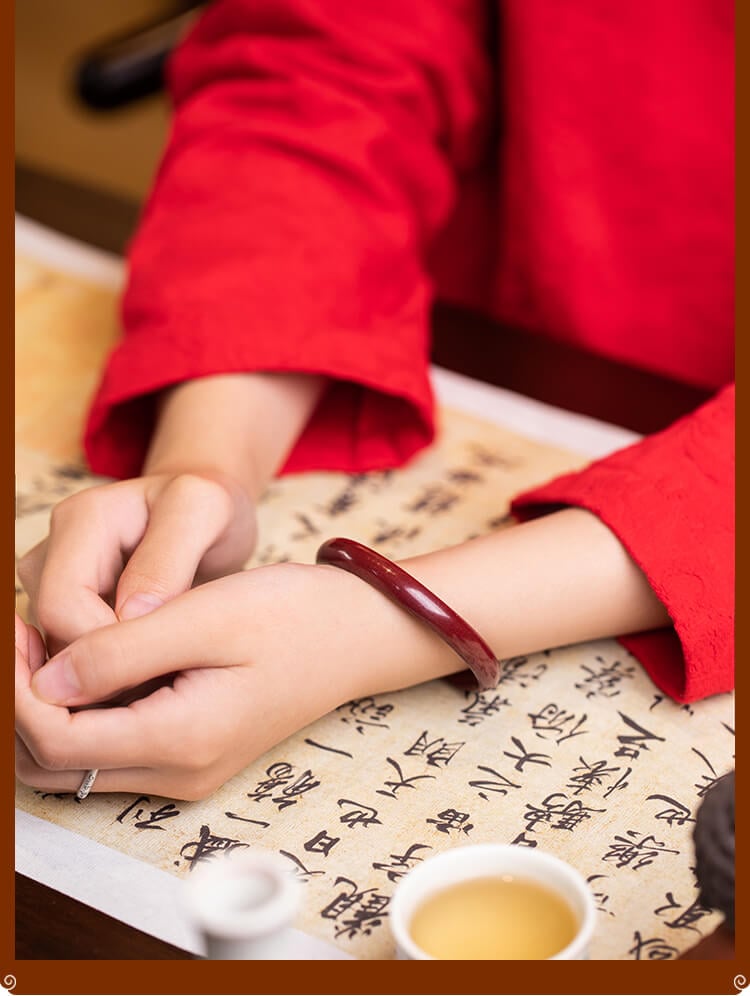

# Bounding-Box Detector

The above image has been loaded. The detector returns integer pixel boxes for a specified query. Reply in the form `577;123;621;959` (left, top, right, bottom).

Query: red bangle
315;537;500;690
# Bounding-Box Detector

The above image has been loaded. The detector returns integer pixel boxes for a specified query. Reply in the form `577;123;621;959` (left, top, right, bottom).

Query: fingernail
119;593;163;621
32;653;81;705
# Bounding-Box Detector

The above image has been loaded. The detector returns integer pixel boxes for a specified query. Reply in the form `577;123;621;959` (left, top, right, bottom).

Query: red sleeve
83;0;491;479
511;385;735;704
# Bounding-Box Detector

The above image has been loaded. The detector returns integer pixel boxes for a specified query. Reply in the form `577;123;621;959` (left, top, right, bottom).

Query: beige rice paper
15;252;734;960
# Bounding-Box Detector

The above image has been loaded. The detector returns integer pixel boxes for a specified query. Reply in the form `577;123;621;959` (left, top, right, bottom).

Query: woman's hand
18;470;257;657
15;562;453;800
18;370;327;658
15;508;671;801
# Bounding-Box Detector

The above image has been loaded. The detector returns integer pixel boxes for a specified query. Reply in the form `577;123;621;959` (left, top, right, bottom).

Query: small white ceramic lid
183;848;300;940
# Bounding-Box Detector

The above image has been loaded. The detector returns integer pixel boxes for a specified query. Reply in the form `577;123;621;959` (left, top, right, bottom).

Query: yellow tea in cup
407;874;579;960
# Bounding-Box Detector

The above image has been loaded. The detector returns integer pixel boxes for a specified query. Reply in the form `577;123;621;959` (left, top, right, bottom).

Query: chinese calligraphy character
575;656;636;699
503;736;552;772
404;731;465;767
602;766;632;799
446;467;483;486
628;931;678;960
510;831;538;848
376;757;436;798
602;831;679;871
405;485;460;515
613;712;665;761
469;765;522;800
459;690;510;727
496;655;547;689
321;877;390;939
426;808;474;835
224;811;270;828
303;738;353;758
528;703;589;744
338;697;394;734
566;758;620;796
468;444;518;469
177;825;248;871
247;762;293;802
586;875;615;917
372;843;432;883
273;769;320;810
279;850;325;883
654;892;713;933
247;762;320;811
523;794;605;834
322;484;360;517
691;748;723;798
304;830;340;856
370;520;422;547
646;795;695;827
289;512;320;539
337;799;382;829
115;795;180;830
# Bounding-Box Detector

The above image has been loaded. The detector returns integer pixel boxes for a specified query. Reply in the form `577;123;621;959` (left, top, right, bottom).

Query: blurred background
16;0;203;252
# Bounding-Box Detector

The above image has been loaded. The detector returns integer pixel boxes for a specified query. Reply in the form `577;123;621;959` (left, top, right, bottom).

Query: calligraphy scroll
15;251;734;960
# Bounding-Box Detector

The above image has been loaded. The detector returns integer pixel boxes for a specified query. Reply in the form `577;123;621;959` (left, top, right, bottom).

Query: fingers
16;633;156;769
16;658;240;801
14;735;155;797
18;474;253;665
29;582;231;708
15;613;47;674
18;485;139;649
14;733;217;801
115;474;235;620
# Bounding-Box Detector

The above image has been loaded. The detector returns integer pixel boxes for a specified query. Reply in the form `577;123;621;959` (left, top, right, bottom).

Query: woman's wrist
399;507;670;662
318;508;671;701
143;371;326;501
297;563;461;704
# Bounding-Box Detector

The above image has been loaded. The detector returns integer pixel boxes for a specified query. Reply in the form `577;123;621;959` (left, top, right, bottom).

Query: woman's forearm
351;507;672;695
143;372;326;499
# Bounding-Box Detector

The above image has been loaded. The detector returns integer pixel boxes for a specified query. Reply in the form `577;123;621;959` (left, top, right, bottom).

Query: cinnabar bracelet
315;537;500;690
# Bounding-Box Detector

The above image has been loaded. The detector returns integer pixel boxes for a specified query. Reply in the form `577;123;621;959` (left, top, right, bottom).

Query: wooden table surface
15;182;712;960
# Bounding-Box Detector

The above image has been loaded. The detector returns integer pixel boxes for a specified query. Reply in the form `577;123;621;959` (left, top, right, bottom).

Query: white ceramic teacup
390;843;596;960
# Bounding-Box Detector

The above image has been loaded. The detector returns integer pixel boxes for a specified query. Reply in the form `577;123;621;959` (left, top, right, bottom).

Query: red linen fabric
512;386;735;704
83;0;734;701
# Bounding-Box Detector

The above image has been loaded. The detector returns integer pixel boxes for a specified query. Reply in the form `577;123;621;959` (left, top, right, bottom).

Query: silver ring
76;768;99;801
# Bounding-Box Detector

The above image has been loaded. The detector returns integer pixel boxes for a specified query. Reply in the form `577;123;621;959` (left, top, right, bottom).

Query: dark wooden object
15;874;195;959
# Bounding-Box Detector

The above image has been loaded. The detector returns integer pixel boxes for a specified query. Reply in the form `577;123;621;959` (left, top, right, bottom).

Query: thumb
115;474;236;621
30;587;223;707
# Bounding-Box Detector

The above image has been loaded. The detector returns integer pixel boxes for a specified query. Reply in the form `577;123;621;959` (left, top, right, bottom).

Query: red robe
83;0;734;703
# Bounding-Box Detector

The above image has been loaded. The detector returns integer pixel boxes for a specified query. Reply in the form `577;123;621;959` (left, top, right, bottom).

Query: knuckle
49;486;107;531
184;738;221;774
15;751;37;782
31;736;67;772
169;473;234;518
48;492;84;529
178;771;222;802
